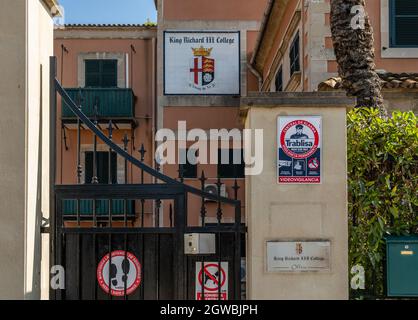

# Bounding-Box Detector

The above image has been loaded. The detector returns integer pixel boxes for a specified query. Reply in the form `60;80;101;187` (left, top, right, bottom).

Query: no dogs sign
278;116;322;184
195;262;228;300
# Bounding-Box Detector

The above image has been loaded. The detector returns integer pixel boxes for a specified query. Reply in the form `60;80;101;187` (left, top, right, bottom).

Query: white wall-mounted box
184;233;216;255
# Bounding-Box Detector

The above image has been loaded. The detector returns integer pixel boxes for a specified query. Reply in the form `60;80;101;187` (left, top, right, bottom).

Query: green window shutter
85;60;101;87
390;0;418;47
85;59;118;88
101;60;118;87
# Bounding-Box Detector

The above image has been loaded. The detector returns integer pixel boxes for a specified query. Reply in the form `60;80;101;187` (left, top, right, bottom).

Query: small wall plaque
267;240;331;272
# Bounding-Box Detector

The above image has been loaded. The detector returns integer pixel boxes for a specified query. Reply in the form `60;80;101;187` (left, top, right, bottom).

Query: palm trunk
330;0;387;116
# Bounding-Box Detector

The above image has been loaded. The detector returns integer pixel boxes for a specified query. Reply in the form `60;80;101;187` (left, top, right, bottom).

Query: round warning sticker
97;250;141;296
280;120;319;159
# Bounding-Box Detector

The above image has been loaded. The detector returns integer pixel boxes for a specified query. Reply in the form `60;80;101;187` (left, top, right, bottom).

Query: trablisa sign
164;31;240;95
277;116;322;184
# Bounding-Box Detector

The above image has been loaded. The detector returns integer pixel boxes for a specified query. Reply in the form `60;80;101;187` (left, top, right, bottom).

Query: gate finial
122;132;130;150
139;143;146;162
178;164;185;183
108;120;113;140
232;179;240;200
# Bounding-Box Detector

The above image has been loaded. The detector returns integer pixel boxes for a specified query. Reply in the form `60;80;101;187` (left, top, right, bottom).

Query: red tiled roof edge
318;73;418;91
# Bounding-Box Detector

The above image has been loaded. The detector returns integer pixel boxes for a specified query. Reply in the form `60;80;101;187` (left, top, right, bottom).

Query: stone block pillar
241;92;354;300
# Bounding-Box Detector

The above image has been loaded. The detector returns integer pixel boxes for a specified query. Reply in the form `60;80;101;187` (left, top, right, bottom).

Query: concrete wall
0;0;54;299
382;92;418;114
319;89;418;114
162;0;267;21
306;0;334;92
28;0;55;300
242;93;353;299
0;0;27;299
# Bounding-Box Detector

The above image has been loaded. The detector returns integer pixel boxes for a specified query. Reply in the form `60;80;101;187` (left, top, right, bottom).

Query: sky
58;0;157;25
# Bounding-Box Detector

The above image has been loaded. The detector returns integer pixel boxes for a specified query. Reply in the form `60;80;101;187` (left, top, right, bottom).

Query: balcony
62;199;135;221
61;88;135;122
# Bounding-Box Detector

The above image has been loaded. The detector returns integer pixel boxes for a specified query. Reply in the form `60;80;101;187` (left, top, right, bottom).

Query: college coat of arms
190;46;215;87
296;243;303;255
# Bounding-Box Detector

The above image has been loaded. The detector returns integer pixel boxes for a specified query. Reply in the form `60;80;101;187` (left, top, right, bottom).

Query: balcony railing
62;88;134;119
62;199;135;220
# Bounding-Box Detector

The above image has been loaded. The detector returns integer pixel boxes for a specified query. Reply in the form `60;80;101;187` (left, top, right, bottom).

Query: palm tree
330;0;387;116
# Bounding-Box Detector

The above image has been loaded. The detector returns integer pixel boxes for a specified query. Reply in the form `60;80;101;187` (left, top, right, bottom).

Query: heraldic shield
190;46;215;87
202;56;215;86
189;56;215;86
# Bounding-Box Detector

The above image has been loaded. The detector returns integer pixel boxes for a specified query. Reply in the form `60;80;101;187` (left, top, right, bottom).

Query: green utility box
386;236;418;297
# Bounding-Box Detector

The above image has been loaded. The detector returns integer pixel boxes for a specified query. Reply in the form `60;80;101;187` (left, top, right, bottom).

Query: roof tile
318;73;418;91
56;23;156;29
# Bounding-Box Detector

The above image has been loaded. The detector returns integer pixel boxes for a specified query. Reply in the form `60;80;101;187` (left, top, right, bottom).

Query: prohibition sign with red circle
198;263;227;292
308;158;320;170
96;250;141;296
280;120;319;159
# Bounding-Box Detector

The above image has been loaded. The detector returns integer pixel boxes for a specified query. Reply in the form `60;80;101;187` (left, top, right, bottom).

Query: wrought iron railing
50;57;244;300
55;81;239;204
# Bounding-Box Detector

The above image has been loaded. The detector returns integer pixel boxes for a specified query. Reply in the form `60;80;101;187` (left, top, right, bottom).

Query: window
179;149;198;179
85;59;118;87
390;0;418;47
275;66;283;92
218;149;245;179
289;32;300;76
85;151;117;184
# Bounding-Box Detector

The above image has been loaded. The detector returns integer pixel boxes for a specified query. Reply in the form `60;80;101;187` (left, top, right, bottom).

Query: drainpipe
247;62;263;92
301;0;306;91
151;37;157;171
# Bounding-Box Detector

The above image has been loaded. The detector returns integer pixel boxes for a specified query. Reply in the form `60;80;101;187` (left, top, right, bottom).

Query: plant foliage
347;108;418;298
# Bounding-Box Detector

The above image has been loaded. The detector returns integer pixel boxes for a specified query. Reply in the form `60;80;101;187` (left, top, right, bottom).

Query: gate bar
49;56;57;300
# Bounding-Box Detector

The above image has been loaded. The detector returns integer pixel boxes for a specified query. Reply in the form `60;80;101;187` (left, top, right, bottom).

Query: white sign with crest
164;31;240;95
267;240;331;272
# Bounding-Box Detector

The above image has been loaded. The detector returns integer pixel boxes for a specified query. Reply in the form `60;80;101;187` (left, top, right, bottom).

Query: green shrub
347;108;418;298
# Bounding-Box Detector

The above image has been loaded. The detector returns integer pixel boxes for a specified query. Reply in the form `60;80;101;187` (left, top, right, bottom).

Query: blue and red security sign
278;116;322;184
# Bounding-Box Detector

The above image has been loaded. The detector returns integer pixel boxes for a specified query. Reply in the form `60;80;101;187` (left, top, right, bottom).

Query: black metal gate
49;57;244;300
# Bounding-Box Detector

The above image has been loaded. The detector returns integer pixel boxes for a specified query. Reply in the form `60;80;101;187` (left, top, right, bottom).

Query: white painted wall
0;0;27;299
26;0;54;300
0;0;54;299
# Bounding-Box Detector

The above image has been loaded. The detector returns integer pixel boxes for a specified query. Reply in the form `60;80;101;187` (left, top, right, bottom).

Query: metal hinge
41;217;50;234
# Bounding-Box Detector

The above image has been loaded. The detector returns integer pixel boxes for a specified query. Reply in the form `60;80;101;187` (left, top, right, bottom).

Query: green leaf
347;108;418;298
